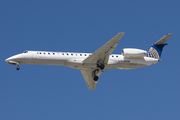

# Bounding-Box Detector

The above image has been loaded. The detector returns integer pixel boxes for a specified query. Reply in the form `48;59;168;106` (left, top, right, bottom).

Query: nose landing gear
6;61;20;70
16;65;20;70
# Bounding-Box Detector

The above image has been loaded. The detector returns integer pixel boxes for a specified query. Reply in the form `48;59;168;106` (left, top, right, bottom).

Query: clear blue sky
1;0;180;120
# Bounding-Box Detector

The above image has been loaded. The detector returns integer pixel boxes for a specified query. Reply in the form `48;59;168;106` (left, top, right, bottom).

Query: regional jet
5;33;172;90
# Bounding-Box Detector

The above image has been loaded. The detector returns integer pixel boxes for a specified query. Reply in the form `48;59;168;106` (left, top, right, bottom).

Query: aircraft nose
5;54;23;62
5;58;9;62
5;56;14;62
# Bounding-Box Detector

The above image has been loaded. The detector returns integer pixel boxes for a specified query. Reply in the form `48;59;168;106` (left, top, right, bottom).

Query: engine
122;48;147;58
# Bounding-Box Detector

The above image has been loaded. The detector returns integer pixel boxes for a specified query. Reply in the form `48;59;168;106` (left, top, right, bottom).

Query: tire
94;76;99;81
99;64;105;70
16;67;20;70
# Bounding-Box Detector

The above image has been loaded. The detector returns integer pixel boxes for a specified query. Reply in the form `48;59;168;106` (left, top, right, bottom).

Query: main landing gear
93;69;99;81
97;59;105;70
94;75;99;81
93;60;105;81
93;69;103;82
97;64;105;70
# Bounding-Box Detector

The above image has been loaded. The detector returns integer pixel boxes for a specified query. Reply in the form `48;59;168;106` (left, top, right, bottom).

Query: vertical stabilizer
147;33;172;59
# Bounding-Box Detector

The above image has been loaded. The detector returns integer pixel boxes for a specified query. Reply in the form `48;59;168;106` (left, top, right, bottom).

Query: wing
80;69;103;90
80;70;97;90
80;33;125;90
83;33;125;64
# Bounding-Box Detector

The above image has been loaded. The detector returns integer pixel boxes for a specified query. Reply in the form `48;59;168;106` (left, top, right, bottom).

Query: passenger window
62;53;64;55
53;53;55;55
67;54;69;55
80;54;82;56
40;52;42;54
116;56;118;57
71;54;73;56
48;53;50;55
85;54;86;56
112;56;114;57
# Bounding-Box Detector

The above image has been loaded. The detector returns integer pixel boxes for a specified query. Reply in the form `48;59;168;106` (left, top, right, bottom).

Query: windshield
23;51;28;53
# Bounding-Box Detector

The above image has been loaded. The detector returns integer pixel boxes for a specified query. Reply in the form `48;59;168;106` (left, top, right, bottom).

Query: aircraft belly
65;62;96;70
117;63;147;69
104;62;147;70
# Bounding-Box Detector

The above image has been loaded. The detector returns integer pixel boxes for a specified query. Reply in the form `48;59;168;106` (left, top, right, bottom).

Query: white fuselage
5;33;172;90
5;51;159;70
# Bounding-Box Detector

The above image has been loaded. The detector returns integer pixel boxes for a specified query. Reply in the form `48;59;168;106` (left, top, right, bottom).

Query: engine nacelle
122;48;147;58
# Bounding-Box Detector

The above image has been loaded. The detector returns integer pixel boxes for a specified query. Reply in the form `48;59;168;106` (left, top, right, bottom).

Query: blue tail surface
147;33;172;59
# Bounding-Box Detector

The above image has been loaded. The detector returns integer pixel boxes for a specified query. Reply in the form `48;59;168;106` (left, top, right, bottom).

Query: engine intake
122;48;147;58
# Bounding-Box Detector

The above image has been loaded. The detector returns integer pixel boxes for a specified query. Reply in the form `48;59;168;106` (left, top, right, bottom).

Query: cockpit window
23;51;28;53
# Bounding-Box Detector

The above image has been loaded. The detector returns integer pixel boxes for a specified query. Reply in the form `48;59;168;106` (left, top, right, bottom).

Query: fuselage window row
36;52;92;57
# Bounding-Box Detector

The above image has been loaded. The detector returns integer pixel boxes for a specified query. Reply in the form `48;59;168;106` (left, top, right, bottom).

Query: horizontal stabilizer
155;33;172;45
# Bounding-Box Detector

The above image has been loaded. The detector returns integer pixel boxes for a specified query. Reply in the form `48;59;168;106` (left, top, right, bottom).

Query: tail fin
147;33;172;59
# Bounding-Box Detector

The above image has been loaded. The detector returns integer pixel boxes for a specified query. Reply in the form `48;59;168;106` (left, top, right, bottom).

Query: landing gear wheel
97;60;105;70
99;64;105;70
16;66;20;70
94;76;99;81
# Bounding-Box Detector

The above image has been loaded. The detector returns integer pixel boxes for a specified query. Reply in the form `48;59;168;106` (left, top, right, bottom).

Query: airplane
5;33;172;90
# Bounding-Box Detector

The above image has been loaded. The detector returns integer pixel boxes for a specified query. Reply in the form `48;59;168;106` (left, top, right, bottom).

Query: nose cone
5;58;9;62
5;54;23;62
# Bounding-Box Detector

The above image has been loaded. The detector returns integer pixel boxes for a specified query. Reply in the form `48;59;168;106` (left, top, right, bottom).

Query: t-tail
147;33;172;60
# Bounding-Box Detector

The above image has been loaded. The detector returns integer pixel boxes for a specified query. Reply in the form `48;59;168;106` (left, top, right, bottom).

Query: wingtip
118;32;125;34
166;33;173;36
